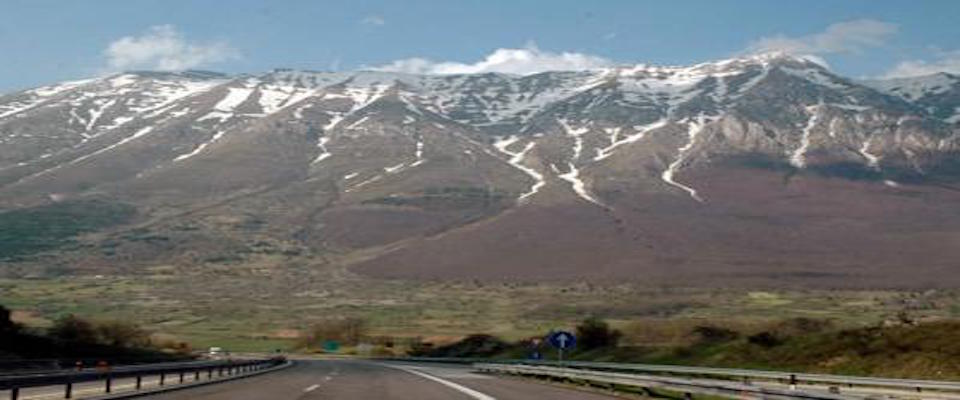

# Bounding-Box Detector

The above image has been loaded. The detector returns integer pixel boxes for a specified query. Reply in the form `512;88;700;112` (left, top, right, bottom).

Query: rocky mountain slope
1;53;959;288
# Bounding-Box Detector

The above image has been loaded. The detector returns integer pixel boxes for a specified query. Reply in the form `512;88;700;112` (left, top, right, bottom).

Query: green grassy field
0;200;136;262
3;266;958;353
4;199;956;354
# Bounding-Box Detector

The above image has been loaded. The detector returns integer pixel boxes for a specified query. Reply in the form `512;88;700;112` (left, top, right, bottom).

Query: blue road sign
547;331;576;350
322;340;340;352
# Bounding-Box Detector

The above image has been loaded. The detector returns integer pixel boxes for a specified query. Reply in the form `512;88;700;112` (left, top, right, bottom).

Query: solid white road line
303;384;320;392
377;363;496;400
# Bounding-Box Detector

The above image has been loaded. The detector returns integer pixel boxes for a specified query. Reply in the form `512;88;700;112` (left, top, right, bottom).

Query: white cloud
360;15;386;26
745;19;898;56
882;49;960;78
104;25;238;71
371;43;614;75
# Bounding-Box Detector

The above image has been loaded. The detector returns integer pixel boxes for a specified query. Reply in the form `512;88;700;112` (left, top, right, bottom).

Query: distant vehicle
208;347;225;357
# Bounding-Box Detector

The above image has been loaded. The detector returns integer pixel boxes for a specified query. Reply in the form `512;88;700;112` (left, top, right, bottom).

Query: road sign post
322;340;340;353
547;331;576;365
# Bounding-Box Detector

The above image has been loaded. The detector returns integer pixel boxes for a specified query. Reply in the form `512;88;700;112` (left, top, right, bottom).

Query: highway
141;359;623;400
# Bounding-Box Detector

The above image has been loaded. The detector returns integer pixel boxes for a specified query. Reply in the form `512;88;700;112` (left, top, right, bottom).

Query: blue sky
2;0;959;92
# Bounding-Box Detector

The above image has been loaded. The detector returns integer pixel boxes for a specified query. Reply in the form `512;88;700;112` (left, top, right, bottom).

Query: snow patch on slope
558;162;602;205
0;79;94;119
594;119;667;161
494;135;545;202
790;105;820;168
946;107;960;124
410;139;426;167
312;137;332;164
199;87;254;122
557;119;588;160
859;138;881;170
661;117;712;202
384;163;406;173
173;130;226;162
84;98;119;132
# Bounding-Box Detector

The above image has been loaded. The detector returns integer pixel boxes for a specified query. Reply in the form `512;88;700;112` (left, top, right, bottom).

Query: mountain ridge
1;52;959;287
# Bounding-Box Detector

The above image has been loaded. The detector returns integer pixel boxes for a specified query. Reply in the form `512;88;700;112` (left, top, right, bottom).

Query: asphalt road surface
142;359;624;400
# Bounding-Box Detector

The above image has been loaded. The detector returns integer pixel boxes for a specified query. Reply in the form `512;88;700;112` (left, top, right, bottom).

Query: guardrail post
160;372;165;386
105;375;112;393
195;370;201;381
916;386;922;393
179;372;184;383
65;382;72;398
136;375;142;390
208;368;213;379
10;387;18;400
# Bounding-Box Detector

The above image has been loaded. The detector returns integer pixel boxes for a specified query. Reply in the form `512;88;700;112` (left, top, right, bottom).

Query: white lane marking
378;363;496;400
304;384;320;392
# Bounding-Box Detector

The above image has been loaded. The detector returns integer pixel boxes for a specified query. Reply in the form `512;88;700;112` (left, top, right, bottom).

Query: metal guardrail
549;360;960;393
0;357;286;399
391;357;960;394
476;363;854;400
0;358;200;375
0;359;227;377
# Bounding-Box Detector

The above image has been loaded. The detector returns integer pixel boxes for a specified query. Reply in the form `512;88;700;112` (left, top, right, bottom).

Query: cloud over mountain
882;49;960;78
745;19;898;56
104;25;238;72
372;43;614;75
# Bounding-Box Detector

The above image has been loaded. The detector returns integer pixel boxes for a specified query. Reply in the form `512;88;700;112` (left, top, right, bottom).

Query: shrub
48;314;98;344
691;325;740;344
747;331;783;347
575;316;622;350
413;334;510;358
95;320;150;348
305;317;368;347
48;315;150;348
773;318;833;336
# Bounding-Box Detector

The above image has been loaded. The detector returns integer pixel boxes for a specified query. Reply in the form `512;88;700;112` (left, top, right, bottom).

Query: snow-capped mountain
864;72;960;124
2;53;959;287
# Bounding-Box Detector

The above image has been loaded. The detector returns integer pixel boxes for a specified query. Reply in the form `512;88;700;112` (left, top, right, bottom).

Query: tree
307;317;368;346
575;316;622;351
48;314;98;344
96;320;150;348
0;305;17;332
